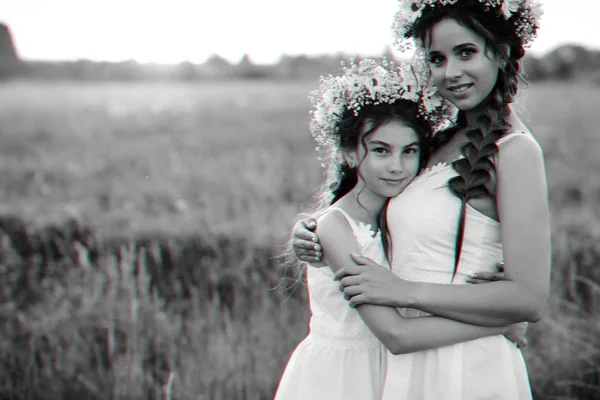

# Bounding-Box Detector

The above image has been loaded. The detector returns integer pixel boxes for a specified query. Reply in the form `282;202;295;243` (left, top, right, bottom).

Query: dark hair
411;2;527;280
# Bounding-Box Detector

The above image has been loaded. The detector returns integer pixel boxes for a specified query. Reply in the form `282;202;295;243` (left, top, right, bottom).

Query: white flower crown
393;0;544;51
309;58;451;174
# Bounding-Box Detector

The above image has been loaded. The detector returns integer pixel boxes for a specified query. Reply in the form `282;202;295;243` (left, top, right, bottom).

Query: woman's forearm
405;280;543;327
356;304;506;354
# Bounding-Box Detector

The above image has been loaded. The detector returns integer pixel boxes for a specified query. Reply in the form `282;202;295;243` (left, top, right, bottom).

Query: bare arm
337;135;551;327
318;211;512;354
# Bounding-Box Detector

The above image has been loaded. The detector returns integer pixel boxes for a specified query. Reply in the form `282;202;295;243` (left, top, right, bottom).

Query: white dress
382;132;533;400
274;207;388;400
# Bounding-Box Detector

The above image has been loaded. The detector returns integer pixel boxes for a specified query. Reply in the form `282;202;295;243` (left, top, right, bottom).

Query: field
0;79;599;399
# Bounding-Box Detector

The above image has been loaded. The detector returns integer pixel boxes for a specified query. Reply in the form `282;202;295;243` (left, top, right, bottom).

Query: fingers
350;252;367;265
293;219;319;242
338;275;360;288
341;284;362;298
466;272;496;283
302;218;318;232
292;245;321;262
466;271;506;284
516;337;528;349
333;265;365;281
466;277;492;284
348;294;367;308
293;229;319;244
350;253;379;267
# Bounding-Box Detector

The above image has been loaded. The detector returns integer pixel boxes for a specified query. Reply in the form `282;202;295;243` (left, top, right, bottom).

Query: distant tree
0;23;23;78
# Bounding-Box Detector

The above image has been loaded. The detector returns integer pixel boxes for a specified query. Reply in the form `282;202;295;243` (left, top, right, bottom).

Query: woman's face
426;18;502;111
352;121;421;200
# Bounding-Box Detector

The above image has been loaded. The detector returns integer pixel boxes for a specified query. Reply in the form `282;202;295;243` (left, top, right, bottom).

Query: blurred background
0;1;599;399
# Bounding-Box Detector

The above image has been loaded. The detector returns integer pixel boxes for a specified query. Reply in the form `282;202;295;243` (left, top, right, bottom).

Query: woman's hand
503;322;529;349
466;262;507;284
292;218;322;263
334;253;412;308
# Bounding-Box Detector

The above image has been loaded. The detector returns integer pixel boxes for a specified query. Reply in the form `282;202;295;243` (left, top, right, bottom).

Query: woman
276;58;526;400
292;1;549;398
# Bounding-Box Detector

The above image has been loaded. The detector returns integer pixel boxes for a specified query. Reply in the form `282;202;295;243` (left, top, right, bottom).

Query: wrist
403;281;422;308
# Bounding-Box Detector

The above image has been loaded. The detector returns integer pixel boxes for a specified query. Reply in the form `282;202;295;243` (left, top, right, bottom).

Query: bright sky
1;0;598;64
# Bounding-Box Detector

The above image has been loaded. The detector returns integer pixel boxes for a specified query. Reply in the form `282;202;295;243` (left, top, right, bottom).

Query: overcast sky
1;0;598;64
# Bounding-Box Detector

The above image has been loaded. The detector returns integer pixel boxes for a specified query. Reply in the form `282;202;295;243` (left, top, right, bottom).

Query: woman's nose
445;58;463;80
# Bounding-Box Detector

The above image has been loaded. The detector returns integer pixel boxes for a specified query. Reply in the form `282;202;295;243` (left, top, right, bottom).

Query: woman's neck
464;102;489;129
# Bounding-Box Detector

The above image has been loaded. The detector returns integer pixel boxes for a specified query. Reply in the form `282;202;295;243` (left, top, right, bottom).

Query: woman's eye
373;147;388;154
404;148;419;155
459;49;475;59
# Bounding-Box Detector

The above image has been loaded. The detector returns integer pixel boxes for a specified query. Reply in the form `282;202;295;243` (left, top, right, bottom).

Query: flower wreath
309;57;452;178
393;0;544;51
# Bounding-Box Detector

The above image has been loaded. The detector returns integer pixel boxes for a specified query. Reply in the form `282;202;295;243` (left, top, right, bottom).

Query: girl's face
426;18;502;111
351;121;421;200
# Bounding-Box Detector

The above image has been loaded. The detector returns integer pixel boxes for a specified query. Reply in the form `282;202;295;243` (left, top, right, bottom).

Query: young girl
292;1;549;399
275;59;526;400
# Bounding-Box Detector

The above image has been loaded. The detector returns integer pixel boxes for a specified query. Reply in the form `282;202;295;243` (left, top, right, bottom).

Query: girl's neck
336;187;386;227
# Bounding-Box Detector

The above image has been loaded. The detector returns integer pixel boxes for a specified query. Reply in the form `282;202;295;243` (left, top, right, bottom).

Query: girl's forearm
405;281;542;327
356;304;506;354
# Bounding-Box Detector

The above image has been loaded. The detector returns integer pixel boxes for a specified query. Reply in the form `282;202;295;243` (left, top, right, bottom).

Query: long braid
448;70;519;280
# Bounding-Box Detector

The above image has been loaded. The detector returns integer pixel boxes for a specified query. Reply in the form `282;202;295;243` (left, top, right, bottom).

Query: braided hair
412;3;527;280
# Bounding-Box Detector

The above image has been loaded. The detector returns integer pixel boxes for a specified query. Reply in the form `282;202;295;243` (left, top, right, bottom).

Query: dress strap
496;131;527;146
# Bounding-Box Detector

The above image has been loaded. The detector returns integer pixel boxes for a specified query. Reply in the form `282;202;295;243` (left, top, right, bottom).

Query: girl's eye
429;56;444;67
373;147;389;154
459;49;475;59
404;147;419;155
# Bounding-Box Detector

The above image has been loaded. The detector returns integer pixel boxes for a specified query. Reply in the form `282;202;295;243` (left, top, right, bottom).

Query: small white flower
501;0;521;19
355;222;377;248
403;1;425;22
314;104;327;121
400;64;421;102
421;86;443;112
530;1;544;24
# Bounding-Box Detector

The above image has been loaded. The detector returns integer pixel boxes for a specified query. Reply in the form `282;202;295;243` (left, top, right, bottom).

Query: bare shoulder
497;132;544;170
315;209;354;242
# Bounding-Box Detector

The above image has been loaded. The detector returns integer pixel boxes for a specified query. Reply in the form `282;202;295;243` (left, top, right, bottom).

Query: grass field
0;79;599;399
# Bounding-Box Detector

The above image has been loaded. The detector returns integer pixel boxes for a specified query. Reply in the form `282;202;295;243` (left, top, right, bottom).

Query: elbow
388;344;409;356
375;327;406;356
517;297;546;324
513;284;548;324
383;331;414;356
524;289;549;323
386;340;405;356
527;310;542;323
523;303;543;323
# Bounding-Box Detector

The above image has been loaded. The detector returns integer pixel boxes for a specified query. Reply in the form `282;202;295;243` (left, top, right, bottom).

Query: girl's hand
503;322;529;349
292;218;322;263
334;253;411;308
466;262;507;284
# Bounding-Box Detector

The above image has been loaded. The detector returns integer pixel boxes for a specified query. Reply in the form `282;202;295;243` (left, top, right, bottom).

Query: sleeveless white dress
382;132;533;400
274;207;389;400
